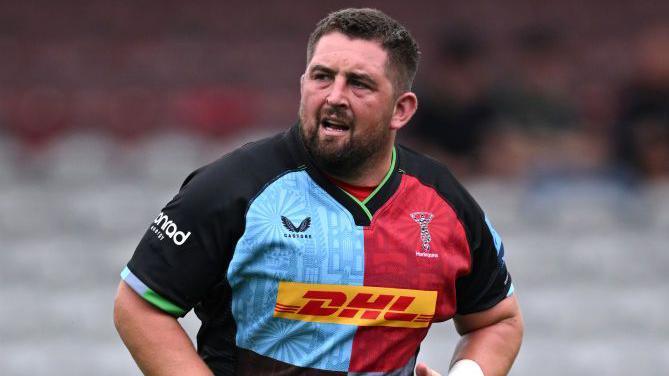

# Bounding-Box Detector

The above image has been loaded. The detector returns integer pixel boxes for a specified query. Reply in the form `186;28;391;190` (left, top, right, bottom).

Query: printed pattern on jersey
228;171;475;374
227;170;364;372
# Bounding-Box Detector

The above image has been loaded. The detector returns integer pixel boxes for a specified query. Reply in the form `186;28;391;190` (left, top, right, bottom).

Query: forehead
309;32;389;75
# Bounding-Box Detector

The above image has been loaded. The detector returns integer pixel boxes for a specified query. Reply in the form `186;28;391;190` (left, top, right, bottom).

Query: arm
113;281;214;376
451;294;523;375
416;295;523;376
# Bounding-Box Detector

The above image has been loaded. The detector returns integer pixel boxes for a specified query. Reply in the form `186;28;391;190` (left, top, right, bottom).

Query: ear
389;92;418;131
300;74;305;89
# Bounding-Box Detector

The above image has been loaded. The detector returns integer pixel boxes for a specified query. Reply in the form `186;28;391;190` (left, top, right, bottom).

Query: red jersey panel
349;174;472;372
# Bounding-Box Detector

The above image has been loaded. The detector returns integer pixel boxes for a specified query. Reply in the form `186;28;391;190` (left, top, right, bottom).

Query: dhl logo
274;281;437;328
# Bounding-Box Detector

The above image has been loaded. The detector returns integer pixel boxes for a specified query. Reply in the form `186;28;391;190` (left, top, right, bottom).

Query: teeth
322;119;349;130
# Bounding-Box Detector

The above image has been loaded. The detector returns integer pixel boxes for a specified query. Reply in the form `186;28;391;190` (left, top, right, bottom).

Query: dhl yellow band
274;281;437;328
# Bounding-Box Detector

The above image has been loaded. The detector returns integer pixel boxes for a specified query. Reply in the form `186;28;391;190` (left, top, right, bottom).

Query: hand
415;362;442;376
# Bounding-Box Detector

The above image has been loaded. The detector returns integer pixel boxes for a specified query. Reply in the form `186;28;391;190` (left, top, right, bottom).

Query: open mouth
321;118;351;133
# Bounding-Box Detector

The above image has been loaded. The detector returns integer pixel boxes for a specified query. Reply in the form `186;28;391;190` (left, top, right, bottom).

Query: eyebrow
309;64;335;75
309;64;378;88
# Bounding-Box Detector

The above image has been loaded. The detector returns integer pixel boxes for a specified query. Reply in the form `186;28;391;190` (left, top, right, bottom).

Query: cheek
354;99;387;124
301;89;326;113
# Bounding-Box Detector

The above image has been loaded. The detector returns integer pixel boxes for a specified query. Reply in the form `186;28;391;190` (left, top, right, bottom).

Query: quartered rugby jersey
122;124;514;375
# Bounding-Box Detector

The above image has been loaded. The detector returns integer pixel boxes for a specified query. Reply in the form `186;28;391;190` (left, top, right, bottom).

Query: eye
312;72;331;81
350;79;370;90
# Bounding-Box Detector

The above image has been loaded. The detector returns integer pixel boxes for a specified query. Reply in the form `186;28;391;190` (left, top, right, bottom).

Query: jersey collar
286;123;402;226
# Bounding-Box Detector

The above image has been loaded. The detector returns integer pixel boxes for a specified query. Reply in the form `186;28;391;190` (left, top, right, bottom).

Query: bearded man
114;8;523;376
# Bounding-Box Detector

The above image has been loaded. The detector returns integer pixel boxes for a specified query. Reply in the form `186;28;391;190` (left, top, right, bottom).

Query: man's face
299;32;397;177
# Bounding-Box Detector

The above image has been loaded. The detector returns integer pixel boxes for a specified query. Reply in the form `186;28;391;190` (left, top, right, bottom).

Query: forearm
451;314;523;376
114;282;213;376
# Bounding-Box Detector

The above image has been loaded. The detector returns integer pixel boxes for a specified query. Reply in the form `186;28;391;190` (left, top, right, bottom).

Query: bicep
114;280;178;328
453;294;521;335
114;281;214;376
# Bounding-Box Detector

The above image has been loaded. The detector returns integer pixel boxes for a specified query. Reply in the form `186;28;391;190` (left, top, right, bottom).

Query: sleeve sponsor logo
274;281;437;328
150;212;191;246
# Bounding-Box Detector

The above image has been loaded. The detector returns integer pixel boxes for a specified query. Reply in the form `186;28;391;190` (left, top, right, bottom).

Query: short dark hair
306;8;420;93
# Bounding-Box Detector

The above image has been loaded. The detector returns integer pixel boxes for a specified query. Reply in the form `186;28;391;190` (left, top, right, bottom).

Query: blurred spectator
615;24;669;180
570;78;618;172
493;25;576;131
481;25;580;178
405;29;495;176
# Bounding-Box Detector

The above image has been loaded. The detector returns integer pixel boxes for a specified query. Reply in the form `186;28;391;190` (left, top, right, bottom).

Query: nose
325;76;348;108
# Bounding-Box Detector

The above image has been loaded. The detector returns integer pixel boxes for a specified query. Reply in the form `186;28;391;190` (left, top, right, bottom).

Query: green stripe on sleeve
121;266;187;317
142;289;188;317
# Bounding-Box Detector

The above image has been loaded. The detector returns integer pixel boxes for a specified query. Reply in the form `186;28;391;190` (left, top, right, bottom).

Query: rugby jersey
121;124;514;375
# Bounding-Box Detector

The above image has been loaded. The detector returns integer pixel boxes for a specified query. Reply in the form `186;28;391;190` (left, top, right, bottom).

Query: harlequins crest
411;212;438;258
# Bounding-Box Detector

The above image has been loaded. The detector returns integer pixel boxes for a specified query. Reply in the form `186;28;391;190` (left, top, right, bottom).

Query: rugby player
114;8;523;376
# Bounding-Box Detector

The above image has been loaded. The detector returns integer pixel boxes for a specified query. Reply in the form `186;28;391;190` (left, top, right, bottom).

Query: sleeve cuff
506;282;515;297
121;266;188;317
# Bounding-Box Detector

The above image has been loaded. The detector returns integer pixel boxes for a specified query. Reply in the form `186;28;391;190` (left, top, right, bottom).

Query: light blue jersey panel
228;170;364;371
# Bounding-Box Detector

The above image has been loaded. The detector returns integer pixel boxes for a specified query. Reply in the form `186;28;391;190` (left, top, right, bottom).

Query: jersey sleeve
455;204;514;315
121;162;247;317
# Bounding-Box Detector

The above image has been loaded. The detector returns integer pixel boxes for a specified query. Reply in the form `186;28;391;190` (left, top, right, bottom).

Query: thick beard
299;106;391;179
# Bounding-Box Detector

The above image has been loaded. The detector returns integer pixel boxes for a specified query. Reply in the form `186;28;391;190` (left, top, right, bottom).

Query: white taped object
448;359;484;376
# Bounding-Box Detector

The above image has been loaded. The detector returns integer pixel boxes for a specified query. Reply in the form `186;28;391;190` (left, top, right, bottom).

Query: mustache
319;106;353;124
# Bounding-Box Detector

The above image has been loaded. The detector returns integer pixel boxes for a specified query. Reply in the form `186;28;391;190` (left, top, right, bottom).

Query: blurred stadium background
1;1;668;374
